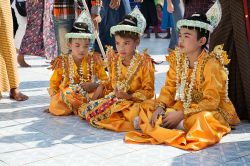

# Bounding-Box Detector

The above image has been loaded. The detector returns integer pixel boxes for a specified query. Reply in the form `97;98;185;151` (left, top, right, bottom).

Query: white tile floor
0;37;249;166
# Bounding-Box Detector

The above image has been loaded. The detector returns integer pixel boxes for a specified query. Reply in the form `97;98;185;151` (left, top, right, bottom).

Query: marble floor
0;37;249;166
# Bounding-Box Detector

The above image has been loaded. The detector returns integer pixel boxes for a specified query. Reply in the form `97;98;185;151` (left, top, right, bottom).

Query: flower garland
115;51;141;92
183;61;198;111
67;54;95;102
174;50;199;112
67;54;94;86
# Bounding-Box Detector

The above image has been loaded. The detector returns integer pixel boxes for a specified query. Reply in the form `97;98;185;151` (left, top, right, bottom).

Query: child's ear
199;37;207;46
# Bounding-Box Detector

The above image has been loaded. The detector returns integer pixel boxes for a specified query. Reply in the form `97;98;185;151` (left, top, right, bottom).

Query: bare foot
17;54;31;67
43;108;50;113
133;116;141;130
9;88;28;101
155;34;162;38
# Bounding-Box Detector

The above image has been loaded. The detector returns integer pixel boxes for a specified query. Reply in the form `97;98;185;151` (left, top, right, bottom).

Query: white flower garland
183;61;198;111
116;51;141;92
68;54;94;86
68;54;75;87
174;51;199;112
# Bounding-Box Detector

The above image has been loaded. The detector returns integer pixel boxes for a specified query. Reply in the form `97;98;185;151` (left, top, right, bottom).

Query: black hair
114;15;140;41
71;22;90;34
181;13;210;49
68;22;90;43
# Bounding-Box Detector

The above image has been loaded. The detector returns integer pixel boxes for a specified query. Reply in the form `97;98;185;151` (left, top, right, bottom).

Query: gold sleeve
157;54;177;108
132;59;155;101
48;68;63;96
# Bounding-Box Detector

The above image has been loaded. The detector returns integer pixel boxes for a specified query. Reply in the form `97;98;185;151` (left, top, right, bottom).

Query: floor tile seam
223;153;250;164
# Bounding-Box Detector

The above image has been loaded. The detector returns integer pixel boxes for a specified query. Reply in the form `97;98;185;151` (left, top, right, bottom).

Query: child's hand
115;89;132;100
92;85;104;100
150;107;165;127
81;82;98;93
162;111;184;129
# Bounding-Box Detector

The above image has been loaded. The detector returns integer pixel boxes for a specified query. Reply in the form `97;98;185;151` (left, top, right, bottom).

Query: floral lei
174;48;199;112
174;45;230;113
115;51;142;92
62;53;94;101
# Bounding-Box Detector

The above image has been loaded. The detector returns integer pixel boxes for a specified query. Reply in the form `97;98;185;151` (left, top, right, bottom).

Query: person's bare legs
17;53;30;67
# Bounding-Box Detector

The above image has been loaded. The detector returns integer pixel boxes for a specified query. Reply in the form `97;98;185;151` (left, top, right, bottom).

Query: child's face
178;28;205;54
68;38;90;58
115;35;139;59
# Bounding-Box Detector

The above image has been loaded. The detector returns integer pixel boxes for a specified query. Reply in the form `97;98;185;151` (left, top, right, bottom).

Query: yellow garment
78;49;155;131
124;48;240;150
48;53;108;116
0;2;19;92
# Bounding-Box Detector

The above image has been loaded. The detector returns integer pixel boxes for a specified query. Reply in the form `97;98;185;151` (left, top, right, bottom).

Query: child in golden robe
124;11;240;150
47;11;108;116
78;7;155;132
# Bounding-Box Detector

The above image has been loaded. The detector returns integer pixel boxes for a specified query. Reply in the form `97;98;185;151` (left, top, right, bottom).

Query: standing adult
0;1;28;101
94;0;131;52
11;0;27;54
18;0;45;67
140;0;160;38
43;0;58;60
53;0;101;55
184;0;214;18
209;0;250;120
167;0;184;51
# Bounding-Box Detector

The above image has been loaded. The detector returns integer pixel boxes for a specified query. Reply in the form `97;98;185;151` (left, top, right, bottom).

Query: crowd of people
0;0;249;151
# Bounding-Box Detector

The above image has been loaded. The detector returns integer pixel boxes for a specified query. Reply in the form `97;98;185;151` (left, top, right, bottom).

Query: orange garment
0;2;19;92
125;46;240;150
48;53;108;116
78;49;155;131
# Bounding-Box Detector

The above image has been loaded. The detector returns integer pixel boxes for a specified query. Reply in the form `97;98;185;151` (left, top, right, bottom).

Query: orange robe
48;53;108;116
125;46;240;150
78;49;155;131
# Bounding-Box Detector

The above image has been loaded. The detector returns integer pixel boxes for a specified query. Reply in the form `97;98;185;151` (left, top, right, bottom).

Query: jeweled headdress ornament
110;6;146;36
65;10;95;40
177;0;222;33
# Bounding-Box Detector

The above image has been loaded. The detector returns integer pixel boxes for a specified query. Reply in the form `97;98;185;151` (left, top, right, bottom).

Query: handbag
15;0;27;17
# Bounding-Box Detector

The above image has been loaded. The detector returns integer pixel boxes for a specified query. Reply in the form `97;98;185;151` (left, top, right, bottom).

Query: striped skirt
209;0;250;120
0;1;19;92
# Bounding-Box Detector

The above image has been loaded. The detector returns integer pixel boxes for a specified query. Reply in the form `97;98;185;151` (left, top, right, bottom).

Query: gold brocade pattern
78;48;155;131
48;53;108;116
191;89;203;103
124;45;240;151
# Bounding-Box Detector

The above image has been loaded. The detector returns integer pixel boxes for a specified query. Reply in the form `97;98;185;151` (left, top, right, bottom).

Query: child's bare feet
43;108;50;113
9;88;28;101
133;116;141;130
